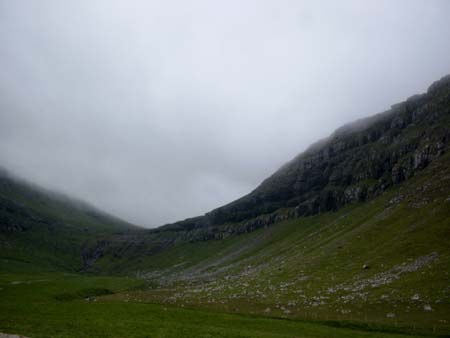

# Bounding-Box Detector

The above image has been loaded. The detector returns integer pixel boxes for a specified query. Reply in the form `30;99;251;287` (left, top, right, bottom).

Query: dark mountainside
0;168;141;271
159;74;450;238
72;74;449;274
0;168;137;233
1;74;449;274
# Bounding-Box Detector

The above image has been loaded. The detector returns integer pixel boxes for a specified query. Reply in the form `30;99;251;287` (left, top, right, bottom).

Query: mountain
107;150;450;333
86;75;449;334
1;75;449;334
0;169;141;272
2;75;449;274
159;75;450;238
78;75;450;280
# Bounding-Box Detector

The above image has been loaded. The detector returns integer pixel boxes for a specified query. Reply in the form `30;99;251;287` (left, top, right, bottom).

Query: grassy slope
0;272;434;338
1;112;449;337
102;152;450;335
0;172;141;272
1;154;447;337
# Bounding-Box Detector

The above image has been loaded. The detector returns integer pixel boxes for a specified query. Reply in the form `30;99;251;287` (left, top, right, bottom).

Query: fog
1;1;449;227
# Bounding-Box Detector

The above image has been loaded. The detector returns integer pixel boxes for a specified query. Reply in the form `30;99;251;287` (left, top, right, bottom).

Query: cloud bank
1;0;449;227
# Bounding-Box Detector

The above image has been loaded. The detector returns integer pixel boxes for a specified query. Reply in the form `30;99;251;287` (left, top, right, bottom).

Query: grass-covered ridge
100;151;450;336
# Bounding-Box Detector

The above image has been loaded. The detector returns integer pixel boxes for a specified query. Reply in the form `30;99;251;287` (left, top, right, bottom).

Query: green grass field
0;272;442;338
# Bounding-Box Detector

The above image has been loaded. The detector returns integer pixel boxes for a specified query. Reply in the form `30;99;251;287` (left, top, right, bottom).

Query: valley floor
0;273;446;338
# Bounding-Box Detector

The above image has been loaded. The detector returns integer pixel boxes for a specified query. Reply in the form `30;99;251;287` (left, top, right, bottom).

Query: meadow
0;272;441;338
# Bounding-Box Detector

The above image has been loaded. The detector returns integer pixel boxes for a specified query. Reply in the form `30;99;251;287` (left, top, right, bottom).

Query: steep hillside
161;75;450;239
77;75;450;276
87;75;450;334
2;75;449;279
104;147;450;335
0;169;141;272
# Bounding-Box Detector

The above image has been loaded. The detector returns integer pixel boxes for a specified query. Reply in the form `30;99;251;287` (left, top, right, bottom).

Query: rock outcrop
160;75;450;239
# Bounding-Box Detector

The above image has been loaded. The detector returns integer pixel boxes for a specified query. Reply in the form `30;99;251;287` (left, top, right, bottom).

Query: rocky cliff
160;75;450;238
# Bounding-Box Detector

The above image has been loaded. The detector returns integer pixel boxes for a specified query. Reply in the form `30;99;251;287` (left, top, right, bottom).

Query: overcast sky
1;1;449;227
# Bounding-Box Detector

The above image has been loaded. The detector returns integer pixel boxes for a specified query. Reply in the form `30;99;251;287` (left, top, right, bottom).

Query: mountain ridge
1;74;449;275
0;166;141;272
159;74;450;238
0;167;140;230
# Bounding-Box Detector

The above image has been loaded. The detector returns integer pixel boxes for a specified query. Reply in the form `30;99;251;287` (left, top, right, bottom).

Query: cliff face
162;75;450;236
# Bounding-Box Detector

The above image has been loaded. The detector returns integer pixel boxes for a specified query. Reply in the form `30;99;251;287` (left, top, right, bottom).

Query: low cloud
1;0;449;227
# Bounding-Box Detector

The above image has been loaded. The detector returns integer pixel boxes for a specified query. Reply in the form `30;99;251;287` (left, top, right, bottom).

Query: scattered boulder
411;294;420;301
423;304;433;311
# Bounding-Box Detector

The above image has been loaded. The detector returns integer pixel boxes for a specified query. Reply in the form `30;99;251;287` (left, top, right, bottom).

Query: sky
1;0;450;227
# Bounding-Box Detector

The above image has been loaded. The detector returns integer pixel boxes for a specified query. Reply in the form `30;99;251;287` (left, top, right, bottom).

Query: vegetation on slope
101;150;450;335
0;273;435;338
0;75;449;337
0;169;141;272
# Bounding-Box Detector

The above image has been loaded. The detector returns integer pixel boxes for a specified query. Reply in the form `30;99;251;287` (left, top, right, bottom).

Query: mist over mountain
1;1;450;227
1;74;449;337
158;75;450;236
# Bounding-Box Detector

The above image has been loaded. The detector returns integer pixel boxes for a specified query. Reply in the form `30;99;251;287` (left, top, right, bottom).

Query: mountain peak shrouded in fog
1;1;450;227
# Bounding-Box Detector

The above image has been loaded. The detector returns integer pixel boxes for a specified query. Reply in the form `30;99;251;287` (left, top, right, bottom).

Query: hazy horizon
1;1;450;227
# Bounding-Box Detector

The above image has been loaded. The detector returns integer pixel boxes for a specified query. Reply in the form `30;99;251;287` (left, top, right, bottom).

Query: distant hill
0;169;141;272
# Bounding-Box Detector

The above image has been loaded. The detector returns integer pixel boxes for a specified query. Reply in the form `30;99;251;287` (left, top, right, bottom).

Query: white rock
411;294;420;301
423;304;433;311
